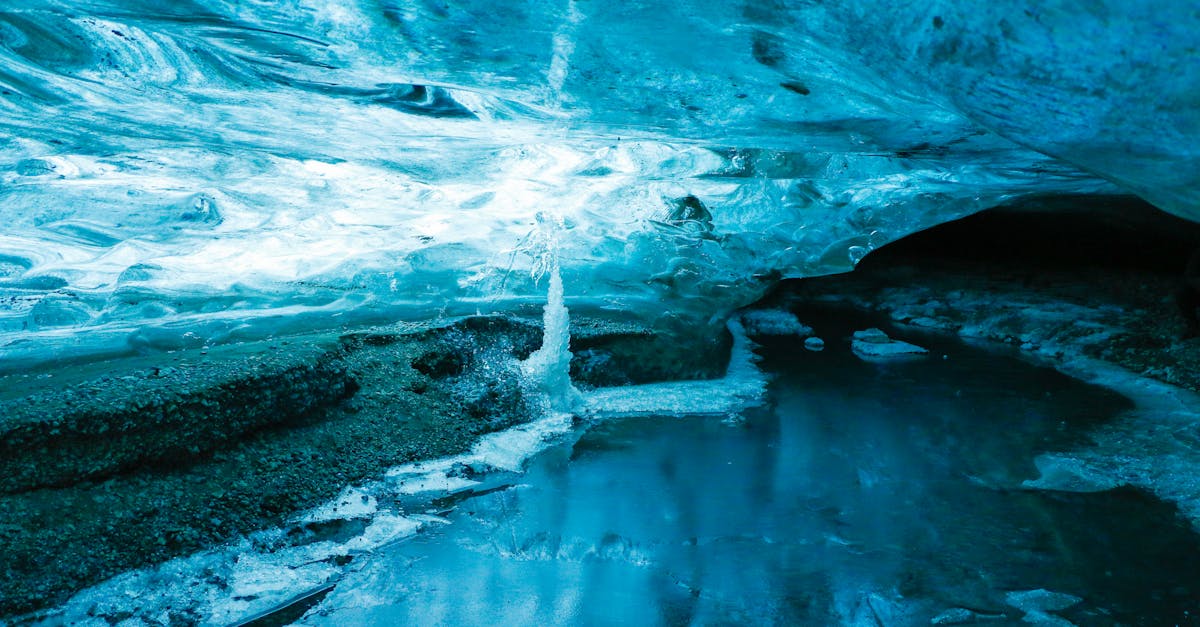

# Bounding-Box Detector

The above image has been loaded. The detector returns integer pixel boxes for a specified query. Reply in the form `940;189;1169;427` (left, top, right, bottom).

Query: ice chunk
804;336;825;351
851;328;928;358
344;514;421;552
1021;455;1124;493
852;328;892;344
522;261;582;414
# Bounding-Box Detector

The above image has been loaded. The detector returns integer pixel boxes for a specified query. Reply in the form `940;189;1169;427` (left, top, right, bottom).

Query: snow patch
301;486;378;524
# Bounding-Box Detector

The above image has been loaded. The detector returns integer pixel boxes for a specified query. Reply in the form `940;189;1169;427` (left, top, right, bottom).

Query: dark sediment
0;314;729;620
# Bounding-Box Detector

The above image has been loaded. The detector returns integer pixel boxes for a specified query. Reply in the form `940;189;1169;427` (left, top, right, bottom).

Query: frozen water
580;316;767;418
4;1;1192;366
851;327;929;359
293;318;1200;626
521;261;582;414
809;283;1200;530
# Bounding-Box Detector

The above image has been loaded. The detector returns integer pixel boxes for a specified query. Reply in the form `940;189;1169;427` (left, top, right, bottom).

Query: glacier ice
851;327;929;359
0;1;1195;365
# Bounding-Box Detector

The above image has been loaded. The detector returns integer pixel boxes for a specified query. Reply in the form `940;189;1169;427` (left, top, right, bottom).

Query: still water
301;315;1200;626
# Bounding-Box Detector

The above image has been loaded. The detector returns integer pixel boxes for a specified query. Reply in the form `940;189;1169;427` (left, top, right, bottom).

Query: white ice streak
580;316;767;418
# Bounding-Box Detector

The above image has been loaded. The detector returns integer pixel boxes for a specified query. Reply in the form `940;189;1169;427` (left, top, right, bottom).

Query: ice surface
521;261;582;414
4;1;1189;365
301;486;378;524
851;328;929;359
581;316;767;418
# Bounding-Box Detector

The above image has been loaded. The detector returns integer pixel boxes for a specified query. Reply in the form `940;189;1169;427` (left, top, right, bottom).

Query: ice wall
0;1;1193;365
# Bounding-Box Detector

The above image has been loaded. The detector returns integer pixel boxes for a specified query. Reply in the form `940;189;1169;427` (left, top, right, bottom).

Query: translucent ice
521;261;582;414
0;1;1194;365
851;328;929;359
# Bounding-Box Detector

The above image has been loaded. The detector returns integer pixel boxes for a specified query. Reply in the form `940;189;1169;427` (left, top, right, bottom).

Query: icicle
521;215;581;414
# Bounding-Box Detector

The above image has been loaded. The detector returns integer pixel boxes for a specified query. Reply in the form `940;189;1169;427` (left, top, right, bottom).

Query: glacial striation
0;1;1194;366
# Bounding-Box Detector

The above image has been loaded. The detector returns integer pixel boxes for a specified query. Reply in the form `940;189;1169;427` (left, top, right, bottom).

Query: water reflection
302;323;1200;626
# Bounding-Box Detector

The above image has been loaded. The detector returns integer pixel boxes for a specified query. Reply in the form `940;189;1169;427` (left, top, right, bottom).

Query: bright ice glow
3;1;1192;365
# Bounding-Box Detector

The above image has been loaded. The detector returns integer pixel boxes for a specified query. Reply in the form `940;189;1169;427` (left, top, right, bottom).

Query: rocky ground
0;314;729;621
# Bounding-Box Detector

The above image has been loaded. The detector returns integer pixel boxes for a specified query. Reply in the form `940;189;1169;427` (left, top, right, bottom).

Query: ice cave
0;1;1198;625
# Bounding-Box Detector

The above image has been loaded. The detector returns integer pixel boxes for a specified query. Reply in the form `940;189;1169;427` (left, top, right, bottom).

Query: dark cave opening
860;194;1200;275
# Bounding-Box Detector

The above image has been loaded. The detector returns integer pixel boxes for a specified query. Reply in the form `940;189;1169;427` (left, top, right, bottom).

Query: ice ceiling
0;1;1196;365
